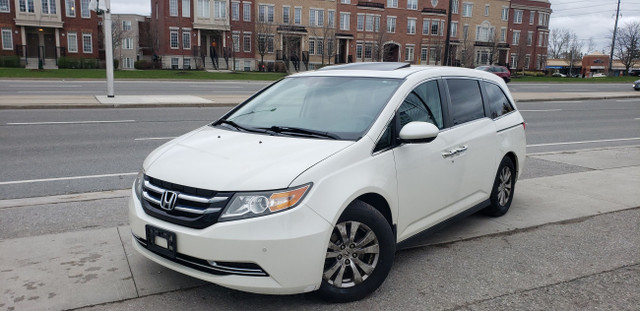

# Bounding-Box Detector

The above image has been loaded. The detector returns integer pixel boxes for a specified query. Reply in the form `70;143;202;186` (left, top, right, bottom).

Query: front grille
134;234;268;277
141;175;234;229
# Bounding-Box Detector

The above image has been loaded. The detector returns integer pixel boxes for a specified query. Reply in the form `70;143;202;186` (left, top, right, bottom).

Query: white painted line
520;109;562;112
17;90;96;94
135;137;176;141
7;120;135;125
616;99;640;102
0;172;138;186
527;137;640;148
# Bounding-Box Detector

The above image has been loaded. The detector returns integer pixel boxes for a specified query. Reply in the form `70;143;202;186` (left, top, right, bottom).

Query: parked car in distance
129;63;527;302
475;65;511;83
552;72;567;78
634;79;640;91
592;73;606;78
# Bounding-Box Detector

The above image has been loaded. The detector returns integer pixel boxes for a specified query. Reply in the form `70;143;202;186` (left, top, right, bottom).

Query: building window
364;43;372;59
514;10;523;24
214;0;225;18
67;32;77;52
341;0;349;3
462;3;472;17
258;4;274;23
0;0;9;12
421;47;428;62
2;28;13;50
267;35;274;53
123;57;134;68
431;20;439;35
243;2;250;21
170;0;178;16
232;32;239;52
170;29;179;49
328;10;335;28
122;37;133;49
387;0;397;8
282;6;290;24
182;29;191;49
407;18;416;35
316;39;323;56
310;9;324;27
501;6;508;21
357;14;364;31
356;43;363;60
197;0;210;18
41;0;56;14
430;47;438;64
476;23;494;42
182;0;190;17
19;0;35;12
231;2;239;20
500;27;506;42
538;12;549;26
407;0;417;10
525;54;530;69
365;14;374;32
405;45;414;62
452;0;458;14
122;20;132;31
82;33;92;53
183;58;191;69
309;39;315;55
244;60;250;71
451;21;457;38
171;58;179;69
529;11;535;25
463;24;469;40
387;16;396;33
527;31;533;46
65;0;75;16
484;4;489;16
512;30;520;45
510;54;517;69
80;0;89;17
243;33;251;52
340;12;349;30
422;19;429;35
294;7;301;24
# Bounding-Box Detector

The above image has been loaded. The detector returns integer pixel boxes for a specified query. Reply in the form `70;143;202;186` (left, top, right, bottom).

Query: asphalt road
0;79;634;96
1;98;639;200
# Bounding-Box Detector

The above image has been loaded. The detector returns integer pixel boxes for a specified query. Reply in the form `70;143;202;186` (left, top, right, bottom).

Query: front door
27;33;39;58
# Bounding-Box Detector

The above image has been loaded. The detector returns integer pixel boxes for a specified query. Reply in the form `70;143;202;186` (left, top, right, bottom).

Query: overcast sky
110;0;640;54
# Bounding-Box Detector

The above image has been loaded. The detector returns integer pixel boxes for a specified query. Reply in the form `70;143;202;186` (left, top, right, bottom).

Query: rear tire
317;200;395;302
483;157;516;217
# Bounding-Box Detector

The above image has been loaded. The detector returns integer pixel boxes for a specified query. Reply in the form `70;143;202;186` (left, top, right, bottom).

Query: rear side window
484;82;514;119
446;79;485;125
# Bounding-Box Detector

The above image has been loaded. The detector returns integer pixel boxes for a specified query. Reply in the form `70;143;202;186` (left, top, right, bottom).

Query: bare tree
548;28;570;59
563;32;583;76
110;16;124;66
460;35;475;68
308;21;337;65
613;21;640;73
372;30;390;62
255;20;275;71
585;37;596;54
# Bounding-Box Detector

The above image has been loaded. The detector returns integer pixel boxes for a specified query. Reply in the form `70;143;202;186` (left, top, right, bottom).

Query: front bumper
128;188;333;295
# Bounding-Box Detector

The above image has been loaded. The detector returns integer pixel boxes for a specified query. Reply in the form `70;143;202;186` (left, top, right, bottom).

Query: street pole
443;0;453;66
103;0;115;97
608;0;620;76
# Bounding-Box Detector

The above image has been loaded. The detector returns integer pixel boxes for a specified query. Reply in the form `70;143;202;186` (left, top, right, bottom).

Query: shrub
134;60;153;70
0;56;22;67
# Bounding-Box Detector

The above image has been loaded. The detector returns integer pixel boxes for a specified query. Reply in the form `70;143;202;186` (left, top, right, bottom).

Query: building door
27;33;39;58
44;34;56;59
383;43;399;62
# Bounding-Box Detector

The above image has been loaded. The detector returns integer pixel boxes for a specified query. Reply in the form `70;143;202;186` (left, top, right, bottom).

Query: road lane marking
135;137;176;141
527;137;640;148
616;99;640;102
520;109;562;112
17;90;96;94
0;172;138;186
7;120;135;125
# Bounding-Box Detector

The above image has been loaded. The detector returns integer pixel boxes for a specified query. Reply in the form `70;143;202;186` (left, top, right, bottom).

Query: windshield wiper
216;120;271;134
266;126;340;140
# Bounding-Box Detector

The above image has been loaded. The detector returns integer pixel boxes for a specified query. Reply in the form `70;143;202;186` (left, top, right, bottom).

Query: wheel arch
353;193;395;239
503;151;519;180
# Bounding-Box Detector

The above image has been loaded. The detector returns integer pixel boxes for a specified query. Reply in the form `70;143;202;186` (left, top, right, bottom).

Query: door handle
442;145;468;159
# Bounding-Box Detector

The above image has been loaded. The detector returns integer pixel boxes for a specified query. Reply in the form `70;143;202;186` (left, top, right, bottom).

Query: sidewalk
0;91;638;109
1;146;639;311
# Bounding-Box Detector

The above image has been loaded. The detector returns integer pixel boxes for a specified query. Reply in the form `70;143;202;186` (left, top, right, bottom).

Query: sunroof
318;62;411;71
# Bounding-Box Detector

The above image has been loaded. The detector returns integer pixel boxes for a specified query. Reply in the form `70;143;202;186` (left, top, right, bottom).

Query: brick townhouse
0;0;100;68
507;0;550;71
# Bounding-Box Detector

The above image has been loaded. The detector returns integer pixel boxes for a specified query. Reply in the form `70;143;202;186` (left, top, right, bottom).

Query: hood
144;126;353;191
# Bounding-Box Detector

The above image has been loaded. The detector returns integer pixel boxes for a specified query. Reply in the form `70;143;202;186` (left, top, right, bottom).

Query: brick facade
507;0;550;71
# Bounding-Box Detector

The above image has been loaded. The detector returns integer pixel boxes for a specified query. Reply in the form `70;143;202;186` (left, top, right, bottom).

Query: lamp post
91;0;114;97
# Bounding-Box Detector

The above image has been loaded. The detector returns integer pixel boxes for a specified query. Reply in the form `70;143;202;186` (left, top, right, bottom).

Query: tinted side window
446;79;485;125
398;80;444;129
484;82;514;119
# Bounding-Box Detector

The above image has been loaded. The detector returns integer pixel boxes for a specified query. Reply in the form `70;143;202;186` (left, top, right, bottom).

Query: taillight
522;122;526;130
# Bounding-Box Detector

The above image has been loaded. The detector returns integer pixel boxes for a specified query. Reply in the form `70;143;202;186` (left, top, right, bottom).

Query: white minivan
129;63;526;302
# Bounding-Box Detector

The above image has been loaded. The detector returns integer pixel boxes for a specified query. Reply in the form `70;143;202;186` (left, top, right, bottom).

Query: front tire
317;200;395;302
483;157;516;217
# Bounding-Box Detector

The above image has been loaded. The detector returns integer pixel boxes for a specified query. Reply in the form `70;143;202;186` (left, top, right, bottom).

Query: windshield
218;76;401;140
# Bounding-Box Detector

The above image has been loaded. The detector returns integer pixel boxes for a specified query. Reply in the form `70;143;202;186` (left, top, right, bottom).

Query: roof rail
318;62;411;71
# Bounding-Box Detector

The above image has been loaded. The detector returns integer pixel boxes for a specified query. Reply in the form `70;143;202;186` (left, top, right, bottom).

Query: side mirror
399;121;439;143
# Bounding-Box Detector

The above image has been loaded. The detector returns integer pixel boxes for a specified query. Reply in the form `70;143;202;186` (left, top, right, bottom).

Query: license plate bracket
145;225;177;259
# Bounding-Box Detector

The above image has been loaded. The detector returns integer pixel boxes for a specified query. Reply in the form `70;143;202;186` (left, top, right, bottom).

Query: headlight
134;170;145;200
219;184;311;221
